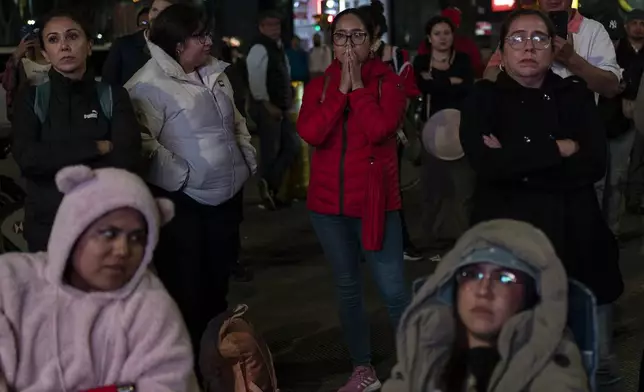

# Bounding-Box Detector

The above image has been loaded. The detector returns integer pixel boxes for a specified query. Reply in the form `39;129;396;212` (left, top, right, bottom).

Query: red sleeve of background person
398;48;421;97
454;35;484;77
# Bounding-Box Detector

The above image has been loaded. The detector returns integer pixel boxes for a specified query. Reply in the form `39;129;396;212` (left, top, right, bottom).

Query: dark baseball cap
626;9;644;23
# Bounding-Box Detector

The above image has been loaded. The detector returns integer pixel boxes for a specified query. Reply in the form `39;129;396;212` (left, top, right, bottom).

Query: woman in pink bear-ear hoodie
0;165;200;392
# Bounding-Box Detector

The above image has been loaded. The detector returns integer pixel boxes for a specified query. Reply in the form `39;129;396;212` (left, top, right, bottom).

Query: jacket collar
48;66;95;93
324;57;391;83
146;39;228;84
495;69;580;92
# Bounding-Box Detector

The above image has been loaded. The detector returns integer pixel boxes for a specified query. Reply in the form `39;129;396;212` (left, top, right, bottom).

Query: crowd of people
0;0;642;390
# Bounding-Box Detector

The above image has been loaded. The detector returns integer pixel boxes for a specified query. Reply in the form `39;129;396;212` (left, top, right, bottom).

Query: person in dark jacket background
102;0;185;86
12;10;141;252
460;9;623;383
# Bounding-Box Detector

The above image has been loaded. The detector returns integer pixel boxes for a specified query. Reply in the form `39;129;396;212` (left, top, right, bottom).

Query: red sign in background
492;0;516;12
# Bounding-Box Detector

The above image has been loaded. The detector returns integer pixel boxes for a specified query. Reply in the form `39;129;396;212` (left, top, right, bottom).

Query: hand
553;36;575;65
420;71;432;80
263;101;283;120
339;57;352;94
483;134;502;149
449;77;463;85
12;37;34;62
96;141;113;155
347;47;363;90
556;139;579;157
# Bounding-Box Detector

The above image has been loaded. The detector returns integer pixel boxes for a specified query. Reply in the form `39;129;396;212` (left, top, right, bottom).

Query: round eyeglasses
332;31;368;46
456;265;525;288
192;31;213;45
505;33;551;50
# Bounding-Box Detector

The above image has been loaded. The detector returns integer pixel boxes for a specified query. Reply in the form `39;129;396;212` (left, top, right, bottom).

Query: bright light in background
27;20;35;25
572;0;578;8
314;25;321;31
97;33;103;39
327;14;334;23
326;0;335;8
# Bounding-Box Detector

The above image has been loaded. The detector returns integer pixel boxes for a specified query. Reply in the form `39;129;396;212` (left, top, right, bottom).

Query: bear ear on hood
55;165;96;194
156;198;175;226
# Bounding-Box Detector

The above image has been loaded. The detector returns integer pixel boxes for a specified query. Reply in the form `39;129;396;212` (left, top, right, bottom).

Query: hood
394;219;569;392
45;166;174;300
146;38;228;83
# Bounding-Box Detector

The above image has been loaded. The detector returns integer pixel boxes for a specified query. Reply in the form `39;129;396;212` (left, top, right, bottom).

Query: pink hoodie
0;166;200;392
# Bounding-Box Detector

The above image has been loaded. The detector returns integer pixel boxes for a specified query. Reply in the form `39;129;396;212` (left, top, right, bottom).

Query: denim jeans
310;211;411;366
596;129;636;233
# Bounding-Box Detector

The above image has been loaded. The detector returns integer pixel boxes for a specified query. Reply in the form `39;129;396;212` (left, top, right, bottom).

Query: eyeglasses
192;30;213;45
456;265;525;287
505;33;551;50
332;31;368;46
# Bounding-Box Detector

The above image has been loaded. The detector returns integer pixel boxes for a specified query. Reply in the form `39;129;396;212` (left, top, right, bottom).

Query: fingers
483;135;502;149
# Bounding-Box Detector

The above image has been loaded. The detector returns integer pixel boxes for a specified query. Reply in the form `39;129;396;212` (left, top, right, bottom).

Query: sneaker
338;366;382;392
257;179;276;211
403;246;423;261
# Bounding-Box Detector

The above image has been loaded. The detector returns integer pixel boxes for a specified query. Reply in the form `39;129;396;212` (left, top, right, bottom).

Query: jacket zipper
339;105;349;215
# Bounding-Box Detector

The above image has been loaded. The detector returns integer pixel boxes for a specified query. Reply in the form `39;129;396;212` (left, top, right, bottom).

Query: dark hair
39;10;93;47
258;10;283;24
330;7;376;39
149;3;208;61
137;7;150;21
440;269;539;391
499;8;557;53
423;16;456;55
358;0;387;37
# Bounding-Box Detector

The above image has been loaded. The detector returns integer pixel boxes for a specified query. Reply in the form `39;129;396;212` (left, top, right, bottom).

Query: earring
498;63;505;72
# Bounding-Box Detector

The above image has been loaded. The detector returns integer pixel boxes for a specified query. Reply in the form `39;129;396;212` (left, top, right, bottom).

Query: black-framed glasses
332;31;368;46
505;33;551;50
456;265;525;287
192;30;213;45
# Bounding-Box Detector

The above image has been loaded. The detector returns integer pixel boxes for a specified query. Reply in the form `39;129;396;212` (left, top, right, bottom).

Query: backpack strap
34;82;51;124
96;82;113;120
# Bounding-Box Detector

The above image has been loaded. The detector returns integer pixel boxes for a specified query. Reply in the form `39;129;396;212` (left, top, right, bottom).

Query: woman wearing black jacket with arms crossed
12;10;141;252
460;9;623;309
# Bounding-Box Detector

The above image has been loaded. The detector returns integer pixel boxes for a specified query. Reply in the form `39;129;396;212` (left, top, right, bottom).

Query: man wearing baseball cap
418;7;483;77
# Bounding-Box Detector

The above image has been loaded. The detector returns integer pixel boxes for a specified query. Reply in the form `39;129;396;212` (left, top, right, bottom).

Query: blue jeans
310;211;410;366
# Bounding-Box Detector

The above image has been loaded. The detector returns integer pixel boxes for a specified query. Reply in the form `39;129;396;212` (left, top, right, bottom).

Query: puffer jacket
296;58;407;217
383;219;590;392
126;40;256;207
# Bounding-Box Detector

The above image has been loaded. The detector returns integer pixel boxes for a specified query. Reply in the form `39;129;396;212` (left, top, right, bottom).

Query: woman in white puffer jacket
125;3;256;379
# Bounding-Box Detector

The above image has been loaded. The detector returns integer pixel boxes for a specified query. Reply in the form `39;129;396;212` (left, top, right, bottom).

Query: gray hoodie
383;219;589;392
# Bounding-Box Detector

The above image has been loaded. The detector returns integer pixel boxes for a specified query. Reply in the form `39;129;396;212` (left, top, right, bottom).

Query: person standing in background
286;35;310;84
418;7;483;77
309;33;332;79
247;11;301;210
102;0;186;86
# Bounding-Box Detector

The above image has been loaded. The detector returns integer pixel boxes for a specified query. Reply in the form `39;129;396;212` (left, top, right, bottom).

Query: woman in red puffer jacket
296;7;409;392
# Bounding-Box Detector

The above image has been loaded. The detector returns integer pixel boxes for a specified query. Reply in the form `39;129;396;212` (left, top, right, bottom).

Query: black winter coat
102;30;150;86
12;68;142;251
460;71;623;305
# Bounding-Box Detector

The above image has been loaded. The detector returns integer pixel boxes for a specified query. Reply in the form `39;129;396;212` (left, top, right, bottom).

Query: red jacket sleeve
348;73;407;145
398;49;420;98
296;76;348;147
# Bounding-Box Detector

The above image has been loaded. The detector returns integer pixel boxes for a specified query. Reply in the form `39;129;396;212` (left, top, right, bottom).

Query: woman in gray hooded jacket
383;219;590;392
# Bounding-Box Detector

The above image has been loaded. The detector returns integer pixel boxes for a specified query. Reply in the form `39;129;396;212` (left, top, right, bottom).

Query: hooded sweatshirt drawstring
53;287;69;392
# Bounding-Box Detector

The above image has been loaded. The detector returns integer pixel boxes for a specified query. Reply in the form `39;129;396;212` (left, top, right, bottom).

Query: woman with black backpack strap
12;10;141;252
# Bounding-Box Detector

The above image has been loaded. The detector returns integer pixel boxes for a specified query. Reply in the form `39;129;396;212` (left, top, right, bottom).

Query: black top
413;51;473;120
102;30;150;86
460;71;623;304
468;347;501;392
252;34;293;110
12;68;142;249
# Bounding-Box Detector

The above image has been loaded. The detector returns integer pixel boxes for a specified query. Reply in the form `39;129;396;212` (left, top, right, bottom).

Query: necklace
432;56;448;63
